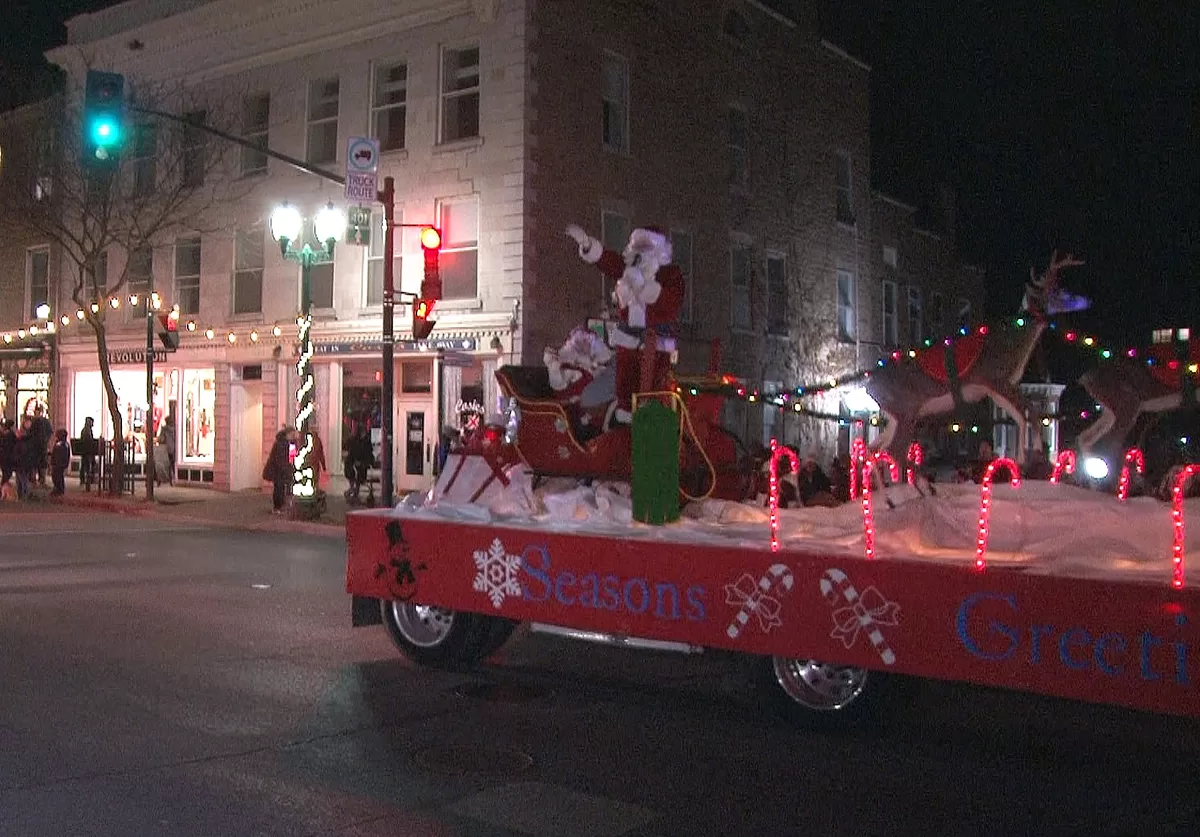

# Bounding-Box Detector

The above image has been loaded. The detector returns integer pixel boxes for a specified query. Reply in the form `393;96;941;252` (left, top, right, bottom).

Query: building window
240;93;270;176
133;122;156;196
307;77;339;165
730;243;752;331
438;197;479;299
181;109;206;187
309;263;334;310
365;210;405;306
836;269;856;342
26;247;49;319
907;286;923;346
127;245;152;318
930;292;944;332
233;229;263;314
957;297;972;327
601;211;629;253
766;253;787;336
882;280;898;347
440;45;480;143
372;61;408;152
728;107;748;188
835;152;853;224
601;51;629;154
883;245;898;268
670;229;694;323
174;236;201;316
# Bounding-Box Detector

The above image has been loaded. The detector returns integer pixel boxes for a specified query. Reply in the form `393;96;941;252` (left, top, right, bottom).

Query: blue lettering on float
955;591;1194;688
518;544;707;623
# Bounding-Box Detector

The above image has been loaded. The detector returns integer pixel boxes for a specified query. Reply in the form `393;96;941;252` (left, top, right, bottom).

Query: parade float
345;232;1200;725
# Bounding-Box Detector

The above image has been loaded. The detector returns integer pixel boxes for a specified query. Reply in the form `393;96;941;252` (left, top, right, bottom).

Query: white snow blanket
401;454;1200;584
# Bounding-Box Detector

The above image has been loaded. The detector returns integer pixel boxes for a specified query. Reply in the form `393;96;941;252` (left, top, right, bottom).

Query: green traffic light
90;117;121;148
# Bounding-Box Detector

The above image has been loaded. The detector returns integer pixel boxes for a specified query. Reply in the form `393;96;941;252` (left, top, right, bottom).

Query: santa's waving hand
565;223;684;423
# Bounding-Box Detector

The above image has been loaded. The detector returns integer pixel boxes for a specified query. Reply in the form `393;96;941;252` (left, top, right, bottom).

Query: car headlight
1082;456;1110;480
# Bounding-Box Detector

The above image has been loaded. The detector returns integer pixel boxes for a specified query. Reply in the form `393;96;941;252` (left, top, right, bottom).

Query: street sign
345;205;372;247
440;351;475;368
345;136;379;202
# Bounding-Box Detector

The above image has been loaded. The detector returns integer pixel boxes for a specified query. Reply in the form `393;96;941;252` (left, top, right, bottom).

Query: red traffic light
419;227;442;250
158;313;177;332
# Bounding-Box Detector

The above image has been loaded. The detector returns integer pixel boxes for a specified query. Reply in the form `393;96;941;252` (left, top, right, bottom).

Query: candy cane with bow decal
819;568;899;665
725;563;794;639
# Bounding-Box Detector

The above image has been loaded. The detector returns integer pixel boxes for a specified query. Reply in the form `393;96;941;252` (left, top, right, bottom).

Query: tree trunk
93;321;125;496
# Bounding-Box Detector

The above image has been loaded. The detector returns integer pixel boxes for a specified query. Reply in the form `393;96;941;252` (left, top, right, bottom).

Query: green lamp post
269;200;345;519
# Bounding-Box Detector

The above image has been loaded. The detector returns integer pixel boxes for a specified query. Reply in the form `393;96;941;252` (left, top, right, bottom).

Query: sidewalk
43;476;396;538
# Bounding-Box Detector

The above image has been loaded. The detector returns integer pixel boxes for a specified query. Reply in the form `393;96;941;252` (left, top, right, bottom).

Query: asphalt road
1;508;1199;837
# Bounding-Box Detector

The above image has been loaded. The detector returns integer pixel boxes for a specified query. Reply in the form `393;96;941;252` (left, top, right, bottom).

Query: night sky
2;1;1197;347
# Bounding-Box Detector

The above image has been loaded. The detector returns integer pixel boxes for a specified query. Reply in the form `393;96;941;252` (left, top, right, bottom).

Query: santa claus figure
565;223;685;424
544;327;617;439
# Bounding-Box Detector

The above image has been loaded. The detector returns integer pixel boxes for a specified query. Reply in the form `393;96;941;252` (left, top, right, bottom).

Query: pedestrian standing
13;417;37;500
262;429;292;514
157;415;176;485
30;405;52;485
79;416;97;491
50;429;70;497
0;418;14;487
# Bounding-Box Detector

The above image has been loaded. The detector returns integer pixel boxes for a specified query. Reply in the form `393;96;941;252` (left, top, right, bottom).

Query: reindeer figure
865;250;1086;463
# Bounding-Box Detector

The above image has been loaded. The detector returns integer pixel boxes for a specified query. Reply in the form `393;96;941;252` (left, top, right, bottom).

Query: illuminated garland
293;314;316;500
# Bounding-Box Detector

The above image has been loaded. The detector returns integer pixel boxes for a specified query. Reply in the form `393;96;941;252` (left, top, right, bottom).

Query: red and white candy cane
860;457;878;560
725;563;795;639
872;451;900;484
768;438;799;552
819;568;898;666
975;457;1021;572
1117;447;1145;502
1171;464;1199;589
906;442;924;485
1049;450;1075;484
849;438;867;499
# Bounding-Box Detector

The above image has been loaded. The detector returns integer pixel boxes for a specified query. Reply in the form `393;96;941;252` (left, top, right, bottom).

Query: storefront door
395;401;434;493
229;381;263;491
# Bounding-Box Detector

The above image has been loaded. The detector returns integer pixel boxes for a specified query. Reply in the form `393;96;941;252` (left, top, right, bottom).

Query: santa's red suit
566;225;685;422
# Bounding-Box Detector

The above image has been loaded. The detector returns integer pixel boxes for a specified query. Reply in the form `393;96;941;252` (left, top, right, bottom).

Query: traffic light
412;299;436;341
420;226;442;301
156;312;179;350
82;70;126;170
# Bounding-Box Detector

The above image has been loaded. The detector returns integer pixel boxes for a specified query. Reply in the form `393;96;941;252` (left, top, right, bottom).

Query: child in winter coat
50;428;71;496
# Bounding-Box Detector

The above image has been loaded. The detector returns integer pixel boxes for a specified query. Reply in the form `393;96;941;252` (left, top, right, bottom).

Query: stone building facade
0;0;982;489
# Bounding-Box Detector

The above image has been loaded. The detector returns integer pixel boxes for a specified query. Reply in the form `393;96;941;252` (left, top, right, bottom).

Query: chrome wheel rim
390;602;455;648
772;657;868;711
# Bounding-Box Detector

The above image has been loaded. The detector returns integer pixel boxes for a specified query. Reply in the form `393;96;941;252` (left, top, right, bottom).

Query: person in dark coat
342;422;374;502
0;418;15;489
50;428;70;496
78;416;97;491
30;405;52;485
262;429;292;513
13;417;38;500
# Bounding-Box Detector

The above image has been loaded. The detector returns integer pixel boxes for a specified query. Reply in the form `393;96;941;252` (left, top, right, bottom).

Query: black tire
465;616;519;661
754;654;911;730
381;600;479;666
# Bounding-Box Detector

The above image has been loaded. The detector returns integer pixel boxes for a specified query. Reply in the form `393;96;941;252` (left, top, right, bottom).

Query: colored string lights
767;438;799;552
975;457;1021;572
1170;464;1198;589
1117;448;1145;502
1049;450;1076;484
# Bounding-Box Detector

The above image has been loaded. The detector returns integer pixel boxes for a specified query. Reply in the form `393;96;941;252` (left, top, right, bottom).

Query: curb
53;494;347;538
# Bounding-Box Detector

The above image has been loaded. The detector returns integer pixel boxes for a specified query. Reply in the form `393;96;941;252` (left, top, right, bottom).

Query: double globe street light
270;200;346;519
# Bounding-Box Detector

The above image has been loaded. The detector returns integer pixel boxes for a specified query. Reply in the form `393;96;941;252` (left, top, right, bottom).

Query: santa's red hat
625;225;673;265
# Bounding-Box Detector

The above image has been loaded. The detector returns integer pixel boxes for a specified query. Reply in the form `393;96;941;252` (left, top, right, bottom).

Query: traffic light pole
145;273;155;501
380;177;396;509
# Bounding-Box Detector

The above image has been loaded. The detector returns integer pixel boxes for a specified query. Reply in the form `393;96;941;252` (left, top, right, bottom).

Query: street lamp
270;200;346;518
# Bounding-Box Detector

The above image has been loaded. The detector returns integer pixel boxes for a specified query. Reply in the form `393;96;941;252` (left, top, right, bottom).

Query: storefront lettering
520;545;707;622
955;591;1192;685
316;338;476;355
107;349;168;366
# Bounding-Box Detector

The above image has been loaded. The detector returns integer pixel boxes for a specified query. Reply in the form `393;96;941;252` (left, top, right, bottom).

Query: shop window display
73;369;177;462
18;373;50;419
181;369;215;463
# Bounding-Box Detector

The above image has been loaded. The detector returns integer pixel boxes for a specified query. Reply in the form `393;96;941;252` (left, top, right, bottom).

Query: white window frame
835;152;854;224
882;280;898;347
883;245;898;268
240;93;270;176
836;269;856;343
907;286;924;346
601;50;630;154
436;196;480;300
306;77;340;165
371;60;408;153
174;236;202;316
670;229;694;324
439;43;480;144
728;106;748;188
26;246;50;320
766;252;787;336
730;242;752;332
232;228;264;315
364;209;412;307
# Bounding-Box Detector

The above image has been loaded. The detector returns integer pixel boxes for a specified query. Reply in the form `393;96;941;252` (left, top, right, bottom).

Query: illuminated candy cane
849;438;867;499
872;451;900;484
906;442;924;485
1117;447;1145;502
975;457;1021;572
725;563;795;639
819;568;899;666
1171;464;1199;589
860;457;877;560
1050;450;1076;484
767;438;799;553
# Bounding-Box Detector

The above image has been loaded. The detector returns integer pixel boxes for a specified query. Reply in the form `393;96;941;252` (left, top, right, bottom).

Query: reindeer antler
1031;249;1085;288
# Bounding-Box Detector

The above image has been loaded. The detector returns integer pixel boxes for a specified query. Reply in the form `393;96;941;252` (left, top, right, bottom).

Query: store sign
107;349;169;365
315;338;476;356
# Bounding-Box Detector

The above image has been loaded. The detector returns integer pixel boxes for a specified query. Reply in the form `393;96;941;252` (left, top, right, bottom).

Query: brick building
0;0;982;489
